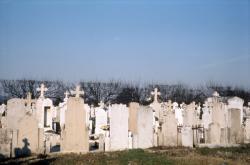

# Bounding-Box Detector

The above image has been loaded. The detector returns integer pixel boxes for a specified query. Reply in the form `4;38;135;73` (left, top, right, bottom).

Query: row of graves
1;84;250;158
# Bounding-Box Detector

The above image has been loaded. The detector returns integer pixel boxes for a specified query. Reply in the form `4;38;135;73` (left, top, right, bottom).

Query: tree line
0;79;249;106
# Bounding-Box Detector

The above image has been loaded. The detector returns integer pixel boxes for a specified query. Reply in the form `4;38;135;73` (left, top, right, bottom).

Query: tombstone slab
61;97;89;152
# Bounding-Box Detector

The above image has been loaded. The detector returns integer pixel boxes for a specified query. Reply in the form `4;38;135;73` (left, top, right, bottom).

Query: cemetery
0;83;250;164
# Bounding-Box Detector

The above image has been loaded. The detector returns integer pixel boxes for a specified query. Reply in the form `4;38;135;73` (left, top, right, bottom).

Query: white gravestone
182;126;193;147
109;104;129;151
95;107;108;135
134;106;154;148
61;85;89;152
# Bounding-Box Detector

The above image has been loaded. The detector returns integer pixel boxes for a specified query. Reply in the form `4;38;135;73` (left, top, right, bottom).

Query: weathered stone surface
14;114;44;156
0;128;12;158
95;107;108;135
109;104;128;151
182;126;193;147
6;98;26;129
183;102;198;127
245;119;250;143
229;109;241;144
129;102;140;134
35;98;53;131
132;106;153;149
159;105;178;147
208;122;221;144
61;97;89;152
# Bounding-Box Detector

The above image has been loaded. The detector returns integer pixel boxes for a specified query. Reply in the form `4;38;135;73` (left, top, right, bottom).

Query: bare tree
80;80;122;105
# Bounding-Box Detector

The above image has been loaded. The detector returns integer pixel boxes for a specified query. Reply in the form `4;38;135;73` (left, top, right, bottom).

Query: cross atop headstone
151;88;161;103
98;101;105;108
64;91;69;101
37;83;48;98
212;91;220;97
26;92;32;101
64;91;69;98
25;92;32;107
71;85;84;98
166;100;172;111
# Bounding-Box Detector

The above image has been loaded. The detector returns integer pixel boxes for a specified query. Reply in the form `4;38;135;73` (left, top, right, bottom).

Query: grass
1;145;250;165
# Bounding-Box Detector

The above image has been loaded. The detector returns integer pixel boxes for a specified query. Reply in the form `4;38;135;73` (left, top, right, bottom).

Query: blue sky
0;0;249;87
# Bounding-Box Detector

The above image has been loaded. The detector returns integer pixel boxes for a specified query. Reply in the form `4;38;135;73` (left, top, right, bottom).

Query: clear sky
0;0;249;87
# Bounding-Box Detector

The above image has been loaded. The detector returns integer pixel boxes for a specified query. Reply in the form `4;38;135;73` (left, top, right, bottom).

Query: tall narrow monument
61;85;89;152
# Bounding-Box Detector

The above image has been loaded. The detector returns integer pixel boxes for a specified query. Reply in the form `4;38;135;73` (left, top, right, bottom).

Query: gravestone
228;97;244;124
173;102;183;125
109;104;129;151
182;126;193;147
131;105;153;149
35;84;53;131
183;102;197;127
6;98;27;129
0;128;13;158
0;104;6;115
229;109;241;144
129;102;140;134
201;101;212;129
13;114;44;157
208;122;221;144
59;91;69;130
95;106;108;135
211;101;226;129
98;134;105;151
35;98;53;130
159;103;178;147
150;88;162;147
245;118;250;143
150;88;161;119
61;85;89;152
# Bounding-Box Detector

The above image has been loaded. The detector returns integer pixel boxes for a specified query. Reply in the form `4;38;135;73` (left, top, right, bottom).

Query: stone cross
71;85;84;98
166;100;172;111
26;92;32;101
64;91;69;101
64;91;69;98
212;91;220;97
37;83;48;98
25;92;32;107
98;101;105;108
151;88;161;103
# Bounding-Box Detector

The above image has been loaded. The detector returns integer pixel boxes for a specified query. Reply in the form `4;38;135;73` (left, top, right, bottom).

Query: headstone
182;126;193;147
129;102;140;134
150;88;161;119
159;103;178;147
208;122;221;144
13;114;44;157
134;106;154;148
61;86;89;152
0;104;6;115
245;118;250;143
35;97;53;130
202;101;212;129
6;99;26;129
0;128;13;158
173;102;183;125
228;97;244;124
95;106;108;135
98;134;105;151
109;104;128;151
59;100;67;130
229;108;241;144
183;102;198;127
